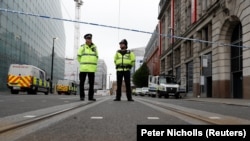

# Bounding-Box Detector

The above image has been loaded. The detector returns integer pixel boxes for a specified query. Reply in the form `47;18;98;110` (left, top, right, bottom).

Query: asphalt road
0;92;81;117
1;92;250;141
14;96;189;141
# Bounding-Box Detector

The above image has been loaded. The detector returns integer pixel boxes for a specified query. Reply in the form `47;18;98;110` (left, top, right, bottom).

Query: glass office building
0;0;66;90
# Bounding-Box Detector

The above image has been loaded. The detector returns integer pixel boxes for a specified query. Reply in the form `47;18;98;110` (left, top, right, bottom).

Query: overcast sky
61;0;160;81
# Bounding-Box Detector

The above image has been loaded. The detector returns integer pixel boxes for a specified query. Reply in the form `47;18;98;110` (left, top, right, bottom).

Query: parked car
141;87;149;96
134;88;142;96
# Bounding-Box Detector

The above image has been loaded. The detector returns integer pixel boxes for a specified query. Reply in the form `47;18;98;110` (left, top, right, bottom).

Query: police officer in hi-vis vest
114;39;135;101
77;33;98;101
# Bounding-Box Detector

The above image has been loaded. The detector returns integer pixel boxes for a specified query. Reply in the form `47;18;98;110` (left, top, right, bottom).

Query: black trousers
116;71;132;100
79;72;95;99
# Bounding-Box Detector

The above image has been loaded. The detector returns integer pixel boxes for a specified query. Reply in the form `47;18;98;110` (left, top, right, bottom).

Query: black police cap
119;39;127;46
84;33;92;39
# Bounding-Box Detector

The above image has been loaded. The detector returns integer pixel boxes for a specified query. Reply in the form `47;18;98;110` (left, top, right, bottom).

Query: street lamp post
50;37;58;93
108;73;112;95
101;73;104;90
108;73;112;89
169;27;174;76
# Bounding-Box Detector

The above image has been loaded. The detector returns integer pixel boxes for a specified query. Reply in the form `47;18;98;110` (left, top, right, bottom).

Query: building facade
95;59;107;90
144;25;161;76
157;0;250;99
64;58;78;82
131;47;146;76
0;0;66;90
65;59;108;91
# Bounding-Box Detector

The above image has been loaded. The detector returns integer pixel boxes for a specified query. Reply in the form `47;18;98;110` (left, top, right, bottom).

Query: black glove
116;65;121;69
128;65;132;69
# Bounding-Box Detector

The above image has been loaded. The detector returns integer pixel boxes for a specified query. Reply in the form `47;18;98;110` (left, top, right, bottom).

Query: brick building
155;0;250;99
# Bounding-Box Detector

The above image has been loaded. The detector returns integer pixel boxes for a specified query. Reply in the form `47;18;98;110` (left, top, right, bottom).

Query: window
201;23;212;49
39;70;45;80
186;61;193;92
185;39;193;58
186;1;191;28
175;47;181;64
167;54;172;68
176;67;181;84
231;23;242;72
175;0;181;36
161;17;166;53
160;59;165;74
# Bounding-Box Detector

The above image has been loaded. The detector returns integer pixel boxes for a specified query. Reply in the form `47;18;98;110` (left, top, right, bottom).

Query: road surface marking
147;117;159;120
91;116;103;119
60;97;78;100
209;116;221;119
24;115;36;118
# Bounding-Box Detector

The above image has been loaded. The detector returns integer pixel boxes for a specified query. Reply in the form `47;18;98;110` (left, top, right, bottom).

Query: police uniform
77;33;98;101
114;39;135;101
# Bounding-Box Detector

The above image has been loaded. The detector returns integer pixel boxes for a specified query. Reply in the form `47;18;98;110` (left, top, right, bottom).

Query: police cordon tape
0;8;249;49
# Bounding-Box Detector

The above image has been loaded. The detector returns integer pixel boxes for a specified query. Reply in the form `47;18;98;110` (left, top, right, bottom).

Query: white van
56;79;77;95
7;64;50;95
148;74;185;98
148;75;158;97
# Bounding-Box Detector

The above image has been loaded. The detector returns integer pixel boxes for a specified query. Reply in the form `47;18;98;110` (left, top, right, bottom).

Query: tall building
95;59;107;90
65;58;107;92
131;47;145;76
156;0;250;99
0;0;66;90
64;58;78;81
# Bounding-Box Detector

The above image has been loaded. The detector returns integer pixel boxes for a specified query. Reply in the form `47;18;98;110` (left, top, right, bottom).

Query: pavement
1;90;250;107
183;97;250;107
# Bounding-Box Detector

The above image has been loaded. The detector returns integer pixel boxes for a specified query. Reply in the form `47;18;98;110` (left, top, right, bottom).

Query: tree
132;62;150;87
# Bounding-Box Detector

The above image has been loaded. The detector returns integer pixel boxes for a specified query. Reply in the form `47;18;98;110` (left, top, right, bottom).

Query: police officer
77;33;98;101
114;39;135;101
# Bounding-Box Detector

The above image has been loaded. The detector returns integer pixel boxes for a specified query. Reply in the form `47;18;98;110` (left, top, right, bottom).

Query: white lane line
91;116;103;119
209;116;221;119
60;97;78;100
147;117;160;120
24;115;37;118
